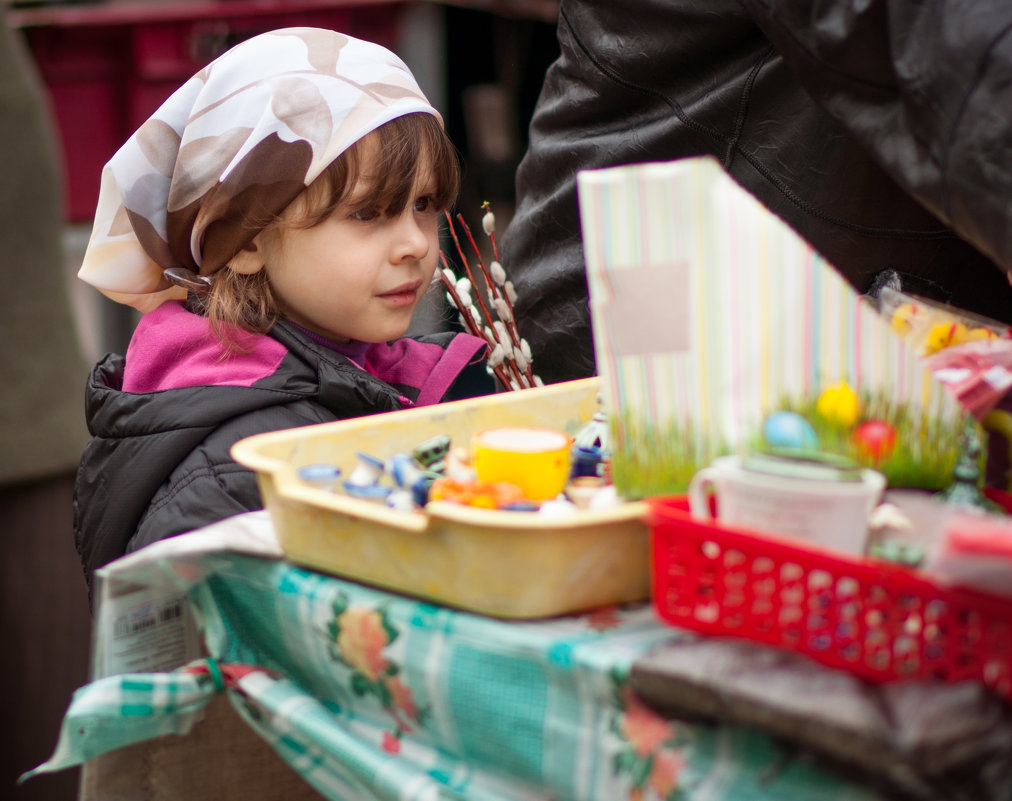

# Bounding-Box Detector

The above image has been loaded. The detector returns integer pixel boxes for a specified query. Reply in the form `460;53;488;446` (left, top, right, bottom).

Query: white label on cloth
92;581;200;679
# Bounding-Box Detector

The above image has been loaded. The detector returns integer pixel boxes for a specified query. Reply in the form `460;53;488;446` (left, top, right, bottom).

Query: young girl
73;28;493;594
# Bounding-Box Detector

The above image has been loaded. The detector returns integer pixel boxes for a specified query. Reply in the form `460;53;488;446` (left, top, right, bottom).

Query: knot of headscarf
78;27;440;312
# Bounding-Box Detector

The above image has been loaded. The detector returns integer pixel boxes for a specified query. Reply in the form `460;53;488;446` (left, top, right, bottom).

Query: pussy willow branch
444;211;497;327
440;206;542;390
437;252;515;389
481;201;501;265
451;212;535;386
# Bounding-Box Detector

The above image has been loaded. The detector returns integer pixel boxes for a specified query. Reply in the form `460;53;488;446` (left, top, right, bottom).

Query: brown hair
198;113;459;348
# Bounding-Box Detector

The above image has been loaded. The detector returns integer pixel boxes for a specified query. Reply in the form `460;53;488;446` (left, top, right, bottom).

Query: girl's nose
392;209;431;263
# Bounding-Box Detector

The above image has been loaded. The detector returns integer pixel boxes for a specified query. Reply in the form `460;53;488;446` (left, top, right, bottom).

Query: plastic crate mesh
649;497;1012;698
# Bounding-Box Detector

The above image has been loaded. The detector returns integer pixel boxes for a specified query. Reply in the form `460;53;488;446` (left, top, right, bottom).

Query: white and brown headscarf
78;27;440;312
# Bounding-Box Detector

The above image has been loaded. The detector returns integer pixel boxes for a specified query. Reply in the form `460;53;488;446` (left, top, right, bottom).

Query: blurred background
2;1;559;799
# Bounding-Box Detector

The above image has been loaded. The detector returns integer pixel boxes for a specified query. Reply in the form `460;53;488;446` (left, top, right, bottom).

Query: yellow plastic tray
231;377;650;618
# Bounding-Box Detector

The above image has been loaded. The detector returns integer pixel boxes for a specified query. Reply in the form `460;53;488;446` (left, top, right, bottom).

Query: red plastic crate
648;495;1012;699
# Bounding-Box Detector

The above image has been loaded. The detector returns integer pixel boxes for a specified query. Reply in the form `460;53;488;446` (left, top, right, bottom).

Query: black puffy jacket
74;314;491;596
503;0;1012;383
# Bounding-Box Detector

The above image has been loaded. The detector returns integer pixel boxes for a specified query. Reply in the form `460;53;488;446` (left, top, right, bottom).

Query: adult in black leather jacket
502;0;1012;383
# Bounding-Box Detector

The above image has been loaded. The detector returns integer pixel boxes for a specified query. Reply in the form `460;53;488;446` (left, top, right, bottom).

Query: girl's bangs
298;113;459;226
361;113;459;212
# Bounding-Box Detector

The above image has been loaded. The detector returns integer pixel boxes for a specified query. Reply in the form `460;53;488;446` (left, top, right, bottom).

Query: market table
25;512;1012;801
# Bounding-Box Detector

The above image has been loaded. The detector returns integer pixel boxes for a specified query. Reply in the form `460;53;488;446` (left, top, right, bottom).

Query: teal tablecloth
26;512;883;801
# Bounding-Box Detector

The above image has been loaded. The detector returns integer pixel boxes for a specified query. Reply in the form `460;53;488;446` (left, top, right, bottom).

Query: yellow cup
472;427;573;501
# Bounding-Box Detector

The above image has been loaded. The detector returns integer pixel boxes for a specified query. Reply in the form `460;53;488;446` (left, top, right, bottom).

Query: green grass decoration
608;386;967;498
772;388;965;490
609;407;729;499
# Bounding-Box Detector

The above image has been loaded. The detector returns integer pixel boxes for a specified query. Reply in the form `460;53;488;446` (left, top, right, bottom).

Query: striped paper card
578;157;964;498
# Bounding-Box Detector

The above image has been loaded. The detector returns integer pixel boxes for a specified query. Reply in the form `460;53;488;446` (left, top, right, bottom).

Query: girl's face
259;142;441;344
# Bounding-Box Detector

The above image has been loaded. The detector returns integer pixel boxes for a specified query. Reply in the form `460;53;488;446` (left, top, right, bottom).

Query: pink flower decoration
620;688;674;757
337;607;390;680
650;749;684;797
381;731;401;754
586;605;622;630
387;675;419;720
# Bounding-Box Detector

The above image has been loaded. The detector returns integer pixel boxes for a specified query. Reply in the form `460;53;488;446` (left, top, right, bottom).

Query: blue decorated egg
762;411;818;450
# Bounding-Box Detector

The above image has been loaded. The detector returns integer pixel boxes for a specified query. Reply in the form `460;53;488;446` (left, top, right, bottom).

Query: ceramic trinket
411;435;451;473
297;464;342;492
937;417;1004;514
345;452;386;488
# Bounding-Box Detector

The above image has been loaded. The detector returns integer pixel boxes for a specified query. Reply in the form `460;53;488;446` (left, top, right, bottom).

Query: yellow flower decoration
965;327;999;343
816;381;860;427
890;302;919;336
924;321;969;354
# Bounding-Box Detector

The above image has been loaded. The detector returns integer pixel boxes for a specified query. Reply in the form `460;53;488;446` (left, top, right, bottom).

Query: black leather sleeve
738;0;1012;273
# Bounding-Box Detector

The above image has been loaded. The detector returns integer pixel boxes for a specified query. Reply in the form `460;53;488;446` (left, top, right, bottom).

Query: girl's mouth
378;281;422;307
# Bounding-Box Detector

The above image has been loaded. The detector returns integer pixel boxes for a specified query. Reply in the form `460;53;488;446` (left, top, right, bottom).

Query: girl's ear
228;239;264;275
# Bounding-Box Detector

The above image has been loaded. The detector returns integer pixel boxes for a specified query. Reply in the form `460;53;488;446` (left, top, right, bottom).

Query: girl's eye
350;207;379;222
413;196;435;213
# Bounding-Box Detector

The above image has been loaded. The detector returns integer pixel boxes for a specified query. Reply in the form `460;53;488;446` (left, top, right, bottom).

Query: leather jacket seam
726;47;774;168
744;1;894;92
559;3;730;149
735;145;954;240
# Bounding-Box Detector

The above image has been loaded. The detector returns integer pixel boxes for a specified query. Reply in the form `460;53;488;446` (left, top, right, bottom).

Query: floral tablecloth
25;511;885;801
